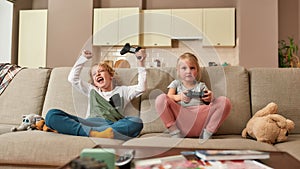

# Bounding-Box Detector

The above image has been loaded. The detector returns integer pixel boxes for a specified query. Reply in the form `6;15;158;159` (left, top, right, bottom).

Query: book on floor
195;150;270;161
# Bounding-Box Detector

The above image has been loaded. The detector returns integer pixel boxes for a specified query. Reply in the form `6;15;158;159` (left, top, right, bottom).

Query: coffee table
59;145;300;169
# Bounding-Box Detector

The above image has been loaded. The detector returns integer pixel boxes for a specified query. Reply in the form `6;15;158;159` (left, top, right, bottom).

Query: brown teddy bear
242;102;295;144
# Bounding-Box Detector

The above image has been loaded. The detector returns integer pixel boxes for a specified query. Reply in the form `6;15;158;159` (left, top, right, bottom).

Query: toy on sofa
242;102;295;144
11;114;57;132
11;114;43;131
35;118;57;132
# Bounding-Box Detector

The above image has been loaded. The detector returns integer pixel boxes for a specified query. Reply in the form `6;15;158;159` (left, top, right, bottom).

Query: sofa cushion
0;131;123;167
139;68;177;134
140;98;167;134
140;66;251;135
249;68;300;134
122;136;278;155
274;134;300;161
42;67;140;118
0;68;51;126
42;67;83;117
204;66;251;135
0;124;15;135
141;67;177;100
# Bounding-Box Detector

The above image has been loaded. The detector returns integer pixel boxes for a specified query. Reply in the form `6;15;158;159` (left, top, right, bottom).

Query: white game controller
115;149;135;167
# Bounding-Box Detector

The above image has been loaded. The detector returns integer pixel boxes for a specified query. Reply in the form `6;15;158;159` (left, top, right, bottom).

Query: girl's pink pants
155;94;231;137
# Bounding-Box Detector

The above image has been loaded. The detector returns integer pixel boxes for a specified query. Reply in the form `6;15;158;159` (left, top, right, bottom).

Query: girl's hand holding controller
181;91;191;103
82;50;92;59
202;90;213;102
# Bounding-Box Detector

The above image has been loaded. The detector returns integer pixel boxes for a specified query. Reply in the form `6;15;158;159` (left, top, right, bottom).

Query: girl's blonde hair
177;52;201;81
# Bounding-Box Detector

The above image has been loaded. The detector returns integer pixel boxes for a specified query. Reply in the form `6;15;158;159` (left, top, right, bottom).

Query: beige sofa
0;66;299;168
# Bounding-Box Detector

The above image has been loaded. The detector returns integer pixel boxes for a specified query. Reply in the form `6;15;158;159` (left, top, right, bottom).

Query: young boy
45;49;147;141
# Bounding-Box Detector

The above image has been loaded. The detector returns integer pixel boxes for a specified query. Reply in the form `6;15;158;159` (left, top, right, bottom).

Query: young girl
45;49;147;141
155;52;231;142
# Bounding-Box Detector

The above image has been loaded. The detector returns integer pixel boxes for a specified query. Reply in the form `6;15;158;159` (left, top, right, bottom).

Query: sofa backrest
140;66;252;135
42;67;81;117
0;68;51;125
249;68;300;134
42;66;253;136
203;66;251;135
136;68;177;134
42;67;140;118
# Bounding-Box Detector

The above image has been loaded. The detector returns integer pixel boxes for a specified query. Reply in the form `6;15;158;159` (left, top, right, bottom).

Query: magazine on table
134;154;273;169
195;149;270;161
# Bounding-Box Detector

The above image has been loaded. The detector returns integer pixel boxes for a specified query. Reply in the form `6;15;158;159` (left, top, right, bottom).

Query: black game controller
120;43;142;60
186;90;206;98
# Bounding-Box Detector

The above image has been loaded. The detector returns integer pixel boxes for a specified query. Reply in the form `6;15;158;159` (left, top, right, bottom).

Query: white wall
0;0;13;63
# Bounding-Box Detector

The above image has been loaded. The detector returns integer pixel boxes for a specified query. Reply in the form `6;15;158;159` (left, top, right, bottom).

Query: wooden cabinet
93;8;118;46
142;9;172;47
93;8;140;46
203;8;235;47
171;9;203;39
93;8;235;47
18;10;47;68
118;8;140;45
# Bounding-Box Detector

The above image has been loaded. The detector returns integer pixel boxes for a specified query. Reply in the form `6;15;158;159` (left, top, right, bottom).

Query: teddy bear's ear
254;102;278;117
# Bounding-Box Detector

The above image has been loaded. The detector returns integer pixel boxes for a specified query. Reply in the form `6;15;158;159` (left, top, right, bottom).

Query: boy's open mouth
96;77;104;83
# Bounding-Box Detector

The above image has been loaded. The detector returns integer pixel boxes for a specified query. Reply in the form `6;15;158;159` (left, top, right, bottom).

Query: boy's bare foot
89;128;114;138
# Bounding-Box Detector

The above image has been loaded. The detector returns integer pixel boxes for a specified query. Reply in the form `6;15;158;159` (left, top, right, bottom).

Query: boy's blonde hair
98;61;115;76
89;62;115;85
177;52;201;81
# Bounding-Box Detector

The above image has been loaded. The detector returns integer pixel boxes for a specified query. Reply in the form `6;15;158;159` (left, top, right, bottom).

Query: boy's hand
82;50;92;59
136;49;146;67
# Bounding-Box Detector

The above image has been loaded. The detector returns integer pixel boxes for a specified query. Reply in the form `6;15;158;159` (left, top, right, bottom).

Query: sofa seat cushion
0;131;123;167
122;136;278;154
0;124;15;135
274;134;300;161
